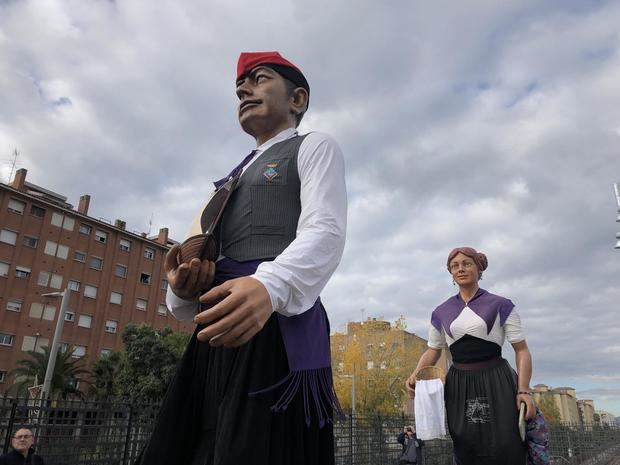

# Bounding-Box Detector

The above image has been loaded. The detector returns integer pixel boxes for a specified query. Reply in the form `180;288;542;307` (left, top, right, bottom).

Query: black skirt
445;358;526;465
135;313;334;465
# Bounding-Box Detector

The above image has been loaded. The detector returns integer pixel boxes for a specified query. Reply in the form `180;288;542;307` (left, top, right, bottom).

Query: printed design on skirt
465;397;491;424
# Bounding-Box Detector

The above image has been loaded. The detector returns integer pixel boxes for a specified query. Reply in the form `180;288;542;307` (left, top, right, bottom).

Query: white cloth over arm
414;379;446;440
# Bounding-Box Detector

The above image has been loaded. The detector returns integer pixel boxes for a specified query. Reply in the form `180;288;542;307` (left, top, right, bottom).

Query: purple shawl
431;288;515;338
207;257;344;427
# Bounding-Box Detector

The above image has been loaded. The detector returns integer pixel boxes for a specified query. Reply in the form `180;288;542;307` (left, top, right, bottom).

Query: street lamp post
614;183;620;249
40;288;71;400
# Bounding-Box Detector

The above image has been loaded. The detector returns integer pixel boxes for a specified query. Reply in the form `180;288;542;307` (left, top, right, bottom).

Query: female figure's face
449;252;480;288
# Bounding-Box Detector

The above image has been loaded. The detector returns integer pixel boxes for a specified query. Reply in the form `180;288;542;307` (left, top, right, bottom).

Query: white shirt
427;306;525;349
167;127;347;320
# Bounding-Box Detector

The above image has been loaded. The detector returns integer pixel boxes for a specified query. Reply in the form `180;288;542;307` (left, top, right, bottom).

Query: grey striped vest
219;134;308;261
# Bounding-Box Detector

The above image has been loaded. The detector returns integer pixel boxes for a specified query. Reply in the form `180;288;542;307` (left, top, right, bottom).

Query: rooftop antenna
8;149;19;184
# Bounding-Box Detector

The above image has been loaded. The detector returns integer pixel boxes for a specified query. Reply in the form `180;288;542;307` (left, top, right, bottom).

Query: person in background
397;425;424;465
0;427;45;465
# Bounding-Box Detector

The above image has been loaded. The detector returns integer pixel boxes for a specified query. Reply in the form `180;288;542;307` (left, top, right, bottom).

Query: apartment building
0;169;193;391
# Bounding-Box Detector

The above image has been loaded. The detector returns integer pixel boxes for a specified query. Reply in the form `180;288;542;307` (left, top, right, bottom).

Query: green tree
333;319;416;415
118;324;190;400
10;346;89;399
88;351;126;400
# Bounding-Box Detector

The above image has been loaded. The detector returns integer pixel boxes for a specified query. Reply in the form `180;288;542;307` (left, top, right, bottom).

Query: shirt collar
255;127;298;154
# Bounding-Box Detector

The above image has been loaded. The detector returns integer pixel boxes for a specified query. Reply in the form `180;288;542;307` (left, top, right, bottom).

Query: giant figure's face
449;252;480;287
236;66;297;140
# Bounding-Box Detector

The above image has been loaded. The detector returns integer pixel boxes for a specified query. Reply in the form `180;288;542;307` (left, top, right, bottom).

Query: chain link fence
1;398;618;464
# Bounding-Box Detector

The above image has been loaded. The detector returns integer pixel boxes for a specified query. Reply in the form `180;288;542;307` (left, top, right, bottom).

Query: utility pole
614;183;620;249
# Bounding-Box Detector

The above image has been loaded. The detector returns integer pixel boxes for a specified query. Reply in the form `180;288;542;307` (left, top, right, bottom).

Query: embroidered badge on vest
263;163;279;181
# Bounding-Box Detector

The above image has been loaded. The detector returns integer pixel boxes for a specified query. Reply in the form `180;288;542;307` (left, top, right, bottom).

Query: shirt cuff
165;288;199;322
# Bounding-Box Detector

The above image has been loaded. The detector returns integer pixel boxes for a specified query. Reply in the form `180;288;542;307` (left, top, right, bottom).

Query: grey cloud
1;0;619;414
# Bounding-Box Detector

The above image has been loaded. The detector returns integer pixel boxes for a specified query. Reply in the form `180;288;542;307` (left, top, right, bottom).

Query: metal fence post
2;399;18;453
378;414;383;465
349;412;354;465
122;403;134;465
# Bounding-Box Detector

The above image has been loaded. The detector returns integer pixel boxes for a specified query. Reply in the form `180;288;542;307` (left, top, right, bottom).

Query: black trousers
445;359;526;465
136;313;334;465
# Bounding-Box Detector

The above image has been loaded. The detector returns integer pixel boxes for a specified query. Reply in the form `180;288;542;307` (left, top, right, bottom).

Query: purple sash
431;288;515;338
207;257;345;427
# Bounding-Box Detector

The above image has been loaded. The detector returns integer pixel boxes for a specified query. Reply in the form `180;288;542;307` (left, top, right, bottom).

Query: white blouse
427;306;525;349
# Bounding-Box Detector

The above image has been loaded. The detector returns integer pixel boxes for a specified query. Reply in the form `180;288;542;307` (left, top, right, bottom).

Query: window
144;247;155;260
0;333;14;347
62;216;75;231
58;343;69;353
6;301;22;312
29;303;56;320
136;299;147;311
49;213;75;230
139;272;151;285
37;271;50;287
110;292;122;305
84;285;97;299
0;229;17;245
68;280;80;291
51;212;64;227
8;199;26;214
100;349;111;358
161;279;168;290
0;370;6;383
44;241;68;259
119;239;131;251
90;256;103;270
78;314;92;328
158;304;167;316
74;251;86;262
22;236;38;248
64;311;75;322
367;361;374;370
31;205;46;218
79;223;91;235
44;241;57;255
15;266;31;279
0;262;9;277
115;264;128;278
21;336;49;353
95;230;107;243
105;320;118;333
72;345;86;358
49;273;62;289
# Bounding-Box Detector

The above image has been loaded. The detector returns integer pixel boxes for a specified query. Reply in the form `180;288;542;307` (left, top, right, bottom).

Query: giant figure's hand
405;372;417;399
164;245;215;301
517;393;537;421
194;276;273;347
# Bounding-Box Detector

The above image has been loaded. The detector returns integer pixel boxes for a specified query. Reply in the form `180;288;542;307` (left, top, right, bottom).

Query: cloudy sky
1;0;619;415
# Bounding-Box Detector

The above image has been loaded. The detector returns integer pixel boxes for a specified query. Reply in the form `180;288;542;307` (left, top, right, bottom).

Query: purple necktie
213;150;257;189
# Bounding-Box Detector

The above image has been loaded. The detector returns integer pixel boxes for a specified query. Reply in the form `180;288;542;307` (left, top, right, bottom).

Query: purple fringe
249;367;346;428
